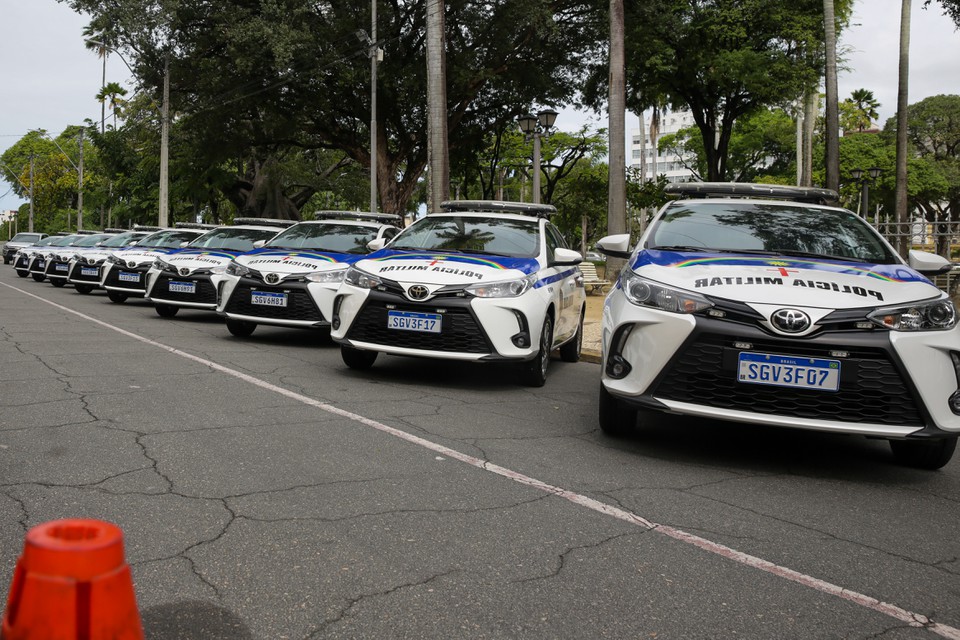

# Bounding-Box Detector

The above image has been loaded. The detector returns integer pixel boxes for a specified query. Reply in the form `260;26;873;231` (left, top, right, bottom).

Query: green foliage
840;88;880;133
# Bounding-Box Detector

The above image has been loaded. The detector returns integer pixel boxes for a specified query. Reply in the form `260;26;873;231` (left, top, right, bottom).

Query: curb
581;349;602;364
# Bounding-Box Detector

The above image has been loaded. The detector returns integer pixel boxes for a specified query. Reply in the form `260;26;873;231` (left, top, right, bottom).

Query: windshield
267;223;380;254
73;234;113;247
51;235;80;246
649;202;898;264
389;215;540;258
187;227;279;252
11;233;42;243
138;230;202;248
99;232;144;248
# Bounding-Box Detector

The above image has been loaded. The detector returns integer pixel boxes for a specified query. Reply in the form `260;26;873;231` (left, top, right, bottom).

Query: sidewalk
581;292;604;364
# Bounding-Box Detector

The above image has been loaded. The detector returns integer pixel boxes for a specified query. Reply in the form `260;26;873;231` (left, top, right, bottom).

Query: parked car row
6;186;959;470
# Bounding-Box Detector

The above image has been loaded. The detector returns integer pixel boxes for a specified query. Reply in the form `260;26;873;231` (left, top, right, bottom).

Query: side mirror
253;240;266;249
596;234;632;259
367;238;387;252
127;240;139;246
908;249;954;276
553;248;583;265
179;241;189;248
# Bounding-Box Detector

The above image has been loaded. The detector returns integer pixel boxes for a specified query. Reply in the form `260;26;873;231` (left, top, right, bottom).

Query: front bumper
67;260;103;285
101;262;149;295
218;276;329;328
601;294;960;438
147;271;218;309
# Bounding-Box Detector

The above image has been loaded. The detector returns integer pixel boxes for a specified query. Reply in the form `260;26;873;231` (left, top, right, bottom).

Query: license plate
36;260;45;269
387;310;442;333
81;267;99;277
55;263;68;272
251;291;287;307
118;271;141;283
168;280;196;294
737;352;840;392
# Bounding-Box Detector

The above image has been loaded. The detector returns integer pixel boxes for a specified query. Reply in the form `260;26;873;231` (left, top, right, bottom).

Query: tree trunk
895;0;912;258
803;90;817;187
823;0;840;192
426;0;450;213
607;0;628;278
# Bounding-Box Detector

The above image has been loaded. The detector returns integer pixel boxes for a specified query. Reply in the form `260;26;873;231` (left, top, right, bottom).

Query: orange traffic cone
1;519;144;639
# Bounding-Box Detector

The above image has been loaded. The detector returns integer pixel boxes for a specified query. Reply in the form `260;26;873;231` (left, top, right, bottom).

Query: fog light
950;390;960;415
606;355;632;380
332;317;340;330
511;332;530;348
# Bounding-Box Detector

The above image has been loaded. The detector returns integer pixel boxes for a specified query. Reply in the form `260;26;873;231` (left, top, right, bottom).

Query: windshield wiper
771;249;866;263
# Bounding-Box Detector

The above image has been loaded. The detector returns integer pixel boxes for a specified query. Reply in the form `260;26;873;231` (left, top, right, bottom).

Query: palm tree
426;0;449;213
850;88;880;132
823;0;840;192
83;26;109;135
96;83;128;129
607;0;627;280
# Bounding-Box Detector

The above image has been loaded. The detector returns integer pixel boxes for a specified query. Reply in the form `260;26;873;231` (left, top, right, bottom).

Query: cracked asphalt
1;267;958;639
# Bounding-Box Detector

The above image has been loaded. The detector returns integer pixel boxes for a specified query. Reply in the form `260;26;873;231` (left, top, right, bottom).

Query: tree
895;0;912;257
843;88;881;133
823;0;840;191
96;82;129;129
925;0;960;27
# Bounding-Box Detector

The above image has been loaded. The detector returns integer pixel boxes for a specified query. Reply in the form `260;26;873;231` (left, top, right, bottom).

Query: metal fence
875;218;960;295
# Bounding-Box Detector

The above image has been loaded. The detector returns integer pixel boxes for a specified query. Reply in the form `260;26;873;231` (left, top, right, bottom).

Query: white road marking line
6;280;959;638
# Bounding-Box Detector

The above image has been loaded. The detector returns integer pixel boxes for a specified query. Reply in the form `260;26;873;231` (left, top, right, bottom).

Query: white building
631;109;697;183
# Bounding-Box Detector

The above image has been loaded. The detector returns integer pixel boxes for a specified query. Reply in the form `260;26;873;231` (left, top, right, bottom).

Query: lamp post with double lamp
517;109;558;204
850;167;882;218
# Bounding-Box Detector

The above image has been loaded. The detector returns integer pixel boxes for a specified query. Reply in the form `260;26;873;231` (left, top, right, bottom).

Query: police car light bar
233;217;296;228
133;225;165;232
103;227;129;233
313;211;402;224
665;182;839;205
74;229;103;235
174;222;219;230
439;200;557;217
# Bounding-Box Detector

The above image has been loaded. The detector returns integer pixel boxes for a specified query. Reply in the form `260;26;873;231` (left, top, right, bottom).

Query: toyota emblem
265;273;280;285
178;267;191;277
87;258;97;265
771;308;811;333
407;284;430;301
127;260;137;268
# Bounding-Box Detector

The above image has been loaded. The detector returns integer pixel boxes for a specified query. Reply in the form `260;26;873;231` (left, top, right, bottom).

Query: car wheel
155;304;179;318
598;383;637;437
341;345;378;370
520;315;553;387
889;437;957;470
226;319;257;337
31;273;45;282
16;270;28;278
107;291;129;304
50;278;65;288
559;311;583;363
74;284;94;295
3;258;10;264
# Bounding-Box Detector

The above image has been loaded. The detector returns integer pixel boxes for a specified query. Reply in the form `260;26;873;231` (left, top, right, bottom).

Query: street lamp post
851;167;882;218
517;109;558;204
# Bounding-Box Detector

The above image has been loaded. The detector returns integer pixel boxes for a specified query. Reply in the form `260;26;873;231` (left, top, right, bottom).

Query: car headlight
344;266;382;289
306;268;347;284
153;257;178;273
465;274;536;298
107;255;124;265
868;297;957;331
620;268;713;314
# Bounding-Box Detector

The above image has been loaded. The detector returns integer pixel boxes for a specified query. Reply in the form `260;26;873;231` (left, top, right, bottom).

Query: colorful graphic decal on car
242;250;342;270
634;250;928;284
370;251;540;275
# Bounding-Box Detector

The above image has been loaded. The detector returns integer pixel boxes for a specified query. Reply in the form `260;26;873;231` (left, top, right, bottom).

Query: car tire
31;273;45;282
889;437;957;470
341;345;378;370
50;278;65;288
226;319;257;337
559;312;583;363
16;270;28;278
598;383;637;437
107;291;129;304
3;258;10;264
155;304;179;318
74;284;95;295
520;315;553;387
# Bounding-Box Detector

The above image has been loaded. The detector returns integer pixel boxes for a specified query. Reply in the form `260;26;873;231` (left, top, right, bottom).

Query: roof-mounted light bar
233;217;296;228
312;211;402;224
103;227;129;234
174;222;219;230
74;229;103;235
133;225;165;232
438;200;557;217
664;182;839;205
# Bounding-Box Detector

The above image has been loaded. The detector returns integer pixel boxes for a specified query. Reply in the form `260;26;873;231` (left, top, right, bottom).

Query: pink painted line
6;281;959;638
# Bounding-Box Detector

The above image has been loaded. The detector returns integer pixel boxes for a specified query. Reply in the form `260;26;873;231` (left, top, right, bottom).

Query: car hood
236;248;357;274
111;246;181;267
355;250;540;285
633;250;939;307
161;249;241;271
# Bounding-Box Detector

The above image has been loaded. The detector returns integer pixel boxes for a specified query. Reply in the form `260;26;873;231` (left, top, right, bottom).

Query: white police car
66;228;157;294
214;212;401;337
330;201;586;386
43;232;115;287
596;183;960;469
100;225;214;303
12;235;66;278
145;219;291;318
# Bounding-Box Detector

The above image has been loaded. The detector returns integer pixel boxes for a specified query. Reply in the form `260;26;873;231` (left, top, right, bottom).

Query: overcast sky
2;0;959;214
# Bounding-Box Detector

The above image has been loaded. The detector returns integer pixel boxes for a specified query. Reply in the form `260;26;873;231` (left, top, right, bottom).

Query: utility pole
426;0;450;213
370;0;378;214
28;155;35;233
77;131;84;231
159;53;170;227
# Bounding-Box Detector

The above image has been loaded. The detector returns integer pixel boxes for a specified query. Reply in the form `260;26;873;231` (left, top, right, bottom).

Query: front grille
153;274;216;304
225;281;323;322
651;332;924;427
68;264;101;282
46;261;69;277
103;266;147;291
15;256;29;269
346;293;492;353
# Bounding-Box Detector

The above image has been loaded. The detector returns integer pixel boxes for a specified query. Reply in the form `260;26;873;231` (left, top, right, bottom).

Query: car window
74;234;113;247
267;223;380;254
138;230;201;248
649;202;897;264
389;215;540;258
188;228;278;252
11;233;42;242
99;232;144;248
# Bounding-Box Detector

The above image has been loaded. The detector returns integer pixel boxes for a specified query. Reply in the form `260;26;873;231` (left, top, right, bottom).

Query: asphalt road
1;266;958;639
